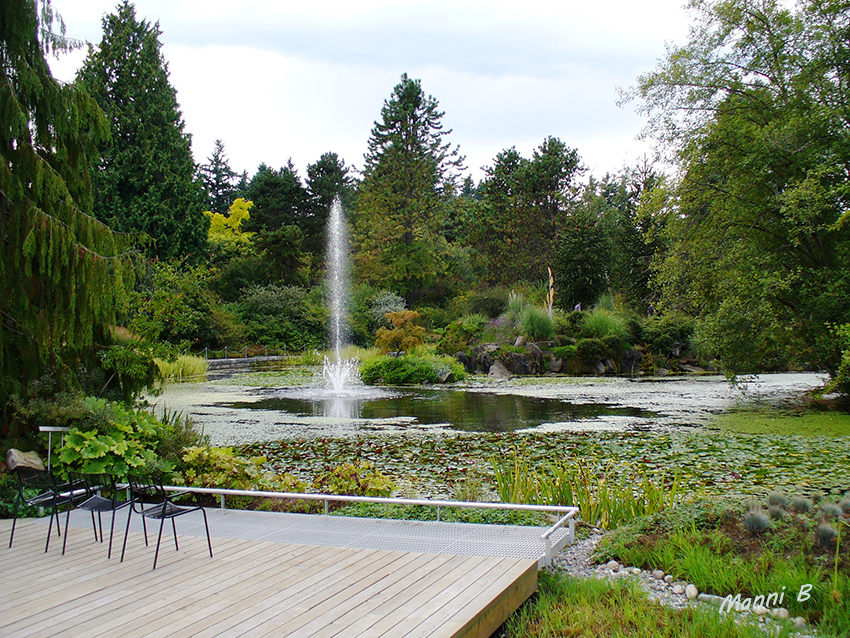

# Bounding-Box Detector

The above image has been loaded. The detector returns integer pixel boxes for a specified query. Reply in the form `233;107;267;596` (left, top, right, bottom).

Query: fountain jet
322;196;360;393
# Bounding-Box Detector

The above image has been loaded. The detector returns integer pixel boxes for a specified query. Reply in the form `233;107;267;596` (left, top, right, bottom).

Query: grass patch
155;354;208;380
499;571;791;637
594;497;850;637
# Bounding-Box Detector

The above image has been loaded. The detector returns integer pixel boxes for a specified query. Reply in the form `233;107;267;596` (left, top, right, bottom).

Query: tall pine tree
1;0;137;427
200;139;237;215
354;74;464;300
77;0;207;261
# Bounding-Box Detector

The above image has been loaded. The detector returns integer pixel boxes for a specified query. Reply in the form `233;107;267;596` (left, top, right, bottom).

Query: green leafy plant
360;354;465;385
55;397;168;477
375;310;427;353
313;460;394;497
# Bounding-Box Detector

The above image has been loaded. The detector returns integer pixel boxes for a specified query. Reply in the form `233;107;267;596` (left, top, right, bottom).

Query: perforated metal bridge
65;506;575;568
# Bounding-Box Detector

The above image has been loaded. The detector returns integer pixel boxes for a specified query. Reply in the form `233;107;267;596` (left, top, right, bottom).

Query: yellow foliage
204;198;254;244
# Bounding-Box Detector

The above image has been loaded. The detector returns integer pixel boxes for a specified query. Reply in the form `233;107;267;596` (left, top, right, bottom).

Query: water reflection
226;389;657;433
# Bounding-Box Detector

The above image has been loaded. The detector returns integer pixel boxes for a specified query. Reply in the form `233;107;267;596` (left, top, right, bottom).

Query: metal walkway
62;506;574;568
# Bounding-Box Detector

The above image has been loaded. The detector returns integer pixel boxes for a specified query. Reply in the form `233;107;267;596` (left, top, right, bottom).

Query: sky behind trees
49;0;691;180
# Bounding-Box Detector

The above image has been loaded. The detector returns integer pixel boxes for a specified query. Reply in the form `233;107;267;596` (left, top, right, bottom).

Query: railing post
220;494;226;509
204;346;208;360
224;346;228;359
437;506;441;522
324;499;329;515
544;536;552;566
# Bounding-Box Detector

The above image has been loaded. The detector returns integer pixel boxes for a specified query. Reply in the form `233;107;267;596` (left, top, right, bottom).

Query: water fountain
321;196;360;394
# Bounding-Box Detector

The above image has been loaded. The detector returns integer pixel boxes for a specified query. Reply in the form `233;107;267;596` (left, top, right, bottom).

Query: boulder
455;352;476;374
513;336;527;347
621;349;642;375
546;357;564;373
503;352;533;375
6;449;44;471
526;343;544;371
488;360;511;379
477;351;493;373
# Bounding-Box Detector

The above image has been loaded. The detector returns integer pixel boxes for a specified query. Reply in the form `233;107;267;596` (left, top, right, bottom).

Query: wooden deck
0;518;537;638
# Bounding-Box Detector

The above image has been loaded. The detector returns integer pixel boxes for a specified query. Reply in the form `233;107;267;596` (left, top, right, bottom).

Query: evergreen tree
1;0;137;426
77;0;207;261
244;162;310;284
354;73;464;299
200;139;237;215
305;152;355;260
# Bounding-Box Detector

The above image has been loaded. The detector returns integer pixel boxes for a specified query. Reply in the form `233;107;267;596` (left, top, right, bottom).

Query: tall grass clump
155;354;208;380
581;308;631;342
520;307;555;342
492;453;683;529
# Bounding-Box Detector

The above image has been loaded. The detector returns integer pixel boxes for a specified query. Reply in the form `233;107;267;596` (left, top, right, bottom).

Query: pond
149;371;850;500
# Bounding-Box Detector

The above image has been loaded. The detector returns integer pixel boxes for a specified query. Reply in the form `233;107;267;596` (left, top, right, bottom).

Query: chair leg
62;503;73;555
201;508;213;558
171;517;179;552
153;516;166;570
108;509;117;559
90;510;98;541
120;502;133;562
8;493;20;548
45;507;56;553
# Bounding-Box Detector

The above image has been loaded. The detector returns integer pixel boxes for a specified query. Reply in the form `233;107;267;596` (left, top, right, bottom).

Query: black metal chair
62;472;130;558
8;467;84;552
120;474;213;569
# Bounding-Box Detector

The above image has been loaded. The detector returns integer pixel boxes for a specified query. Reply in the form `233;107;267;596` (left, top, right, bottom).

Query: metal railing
158;484;579;566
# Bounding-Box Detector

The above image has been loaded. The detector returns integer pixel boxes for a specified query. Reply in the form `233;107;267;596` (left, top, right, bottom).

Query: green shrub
576;338;606;363
313;460;394;497
553;310;583;339
551;345;578;360
520;307;555;342
435;314;487;355
236;284;325;350
641;314;695;356
469;287;510;319
360;354;465;385
743;508;772;535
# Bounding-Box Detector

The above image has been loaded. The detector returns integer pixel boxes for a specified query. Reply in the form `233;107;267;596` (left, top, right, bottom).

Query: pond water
149;371;843;446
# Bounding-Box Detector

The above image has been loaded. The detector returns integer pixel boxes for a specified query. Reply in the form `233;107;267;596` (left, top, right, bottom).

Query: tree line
2;0;848;433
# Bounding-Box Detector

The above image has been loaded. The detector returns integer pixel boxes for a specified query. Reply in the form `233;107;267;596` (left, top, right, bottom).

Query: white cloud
49;0;692;181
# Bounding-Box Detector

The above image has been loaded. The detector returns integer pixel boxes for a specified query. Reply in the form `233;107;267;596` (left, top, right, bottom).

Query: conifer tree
354;73;464;299
200;139;238;215
77;0;207;261
1;0;136;424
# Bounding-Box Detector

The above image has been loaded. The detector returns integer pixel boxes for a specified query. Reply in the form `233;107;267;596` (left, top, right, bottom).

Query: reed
155;354;208;380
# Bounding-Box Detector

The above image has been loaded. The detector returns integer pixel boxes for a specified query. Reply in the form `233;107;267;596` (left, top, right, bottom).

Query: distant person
573;302;582;312
647;304;656;317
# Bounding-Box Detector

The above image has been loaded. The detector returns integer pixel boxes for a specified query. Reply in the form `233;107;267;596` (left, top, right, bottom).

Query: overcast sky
49;0;692;183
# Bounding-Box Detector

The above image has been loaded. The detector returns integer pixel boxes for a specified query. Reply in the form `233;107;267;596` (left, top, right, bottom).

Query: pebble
772;608;790;620
685;584;698;600
671;584;686;595
664;574;673;583
605;559;619;571
652;569;665;580
753;604;769;615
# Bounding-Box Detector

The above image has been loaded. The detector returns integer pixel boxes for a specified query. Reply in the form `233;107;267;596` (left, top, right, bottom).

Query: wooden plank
0;518;539;638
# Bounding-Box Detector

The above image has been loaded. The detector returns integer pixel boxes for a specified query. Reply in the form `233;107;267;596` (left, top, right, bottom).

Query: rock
488;360;511;379
602;358;617;374
592;360;606;375
793;617;806;628
657;368;670;376
680;364;705;373
771;608;789;620
664;575;673;583
437;369;453;383
503;352;533;375
753;604;769;615
526;343;544;372
546;358;564;373
605;560;619;571
621;349;643;375
455;352;476;374
697;593;726;605
477;352;493;373
514;336;527;347
685;584;699;600
6;449;44;471
631;567;642;575
671;585;686;595
651;570;665;580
